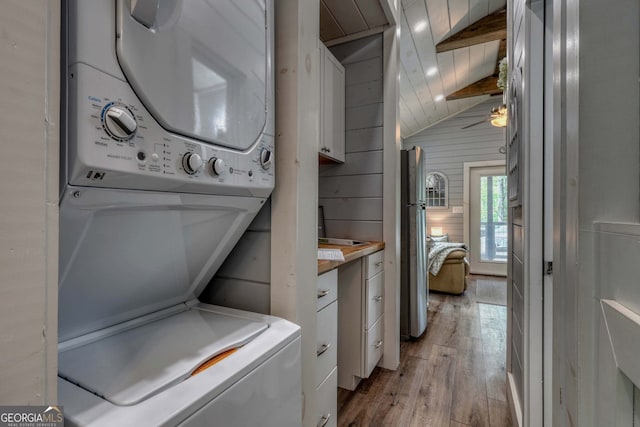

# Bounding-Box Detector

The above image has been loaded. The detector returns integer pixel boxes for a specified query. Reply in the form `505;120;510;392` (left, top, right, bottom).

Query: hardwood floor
337;276;512;427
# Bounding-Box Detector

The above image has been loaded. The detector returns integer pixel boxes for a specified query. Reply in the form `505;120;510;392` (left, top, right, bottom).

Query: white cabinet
337;250;385;390
316;269;337;427
319;43;345;163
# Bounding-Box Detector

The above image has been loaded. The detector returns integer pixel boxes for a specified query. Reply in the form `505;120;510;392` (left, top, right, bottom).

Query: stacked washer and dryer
58;1;301;425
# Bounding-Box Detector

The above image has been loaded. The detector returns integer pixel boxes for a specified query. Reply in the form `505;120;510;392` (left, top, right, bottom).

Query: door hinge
544;261;553;275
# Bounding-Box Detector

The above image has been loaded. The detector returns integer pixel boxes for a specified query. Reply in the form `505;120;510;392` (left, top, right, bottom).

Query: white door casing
463;160;507;276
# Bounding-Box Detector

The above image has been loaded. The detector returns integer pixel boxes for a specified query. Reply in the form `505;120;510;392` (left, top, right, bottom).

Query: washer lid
58;308;268;406
116;0;269;150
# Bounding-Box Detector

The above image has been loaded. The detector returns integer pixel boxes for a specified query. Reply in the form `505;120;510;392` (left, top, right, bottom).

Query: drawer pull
317;289;330;299
375;340;383;349
374;261;383;267
317;343;331;357
374;296;383;302
318;413;331;427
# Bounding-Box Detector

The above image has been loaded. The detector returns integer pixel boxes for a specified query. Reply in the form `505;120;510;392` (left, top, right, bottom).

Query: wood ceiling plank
319;1;346;42
322;0;368;35
453;47;470;88
354;0;388;28
399;96;421;133
489;0;507;13
469;0;490;26
399;11;433;115
437;51;457;94
399;65;427;115
445;75;502;100
402;0;452;122
435;8;506;52
448;0;470;38
402;1;440;91
425;0;451;44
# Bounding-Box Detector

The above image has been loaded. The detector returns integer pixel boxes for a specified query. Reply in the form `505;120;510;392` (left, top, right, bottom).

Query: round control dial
208;157;226;176
182;152;203;175
102;103;137;141
259;148;273;170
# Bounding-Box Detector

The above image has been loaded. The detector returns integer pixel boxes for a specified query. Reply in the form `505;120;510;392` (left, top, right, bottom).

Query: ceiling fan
461;104;507;129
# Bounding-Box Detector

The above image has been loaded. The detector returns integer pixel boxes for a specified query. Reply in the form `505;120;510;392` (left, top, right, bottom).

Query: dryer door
116;0;269;151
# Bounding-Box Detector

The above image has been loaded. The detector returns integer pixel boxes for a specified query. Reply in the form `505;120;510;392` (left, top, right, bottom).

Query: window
426;172;448;208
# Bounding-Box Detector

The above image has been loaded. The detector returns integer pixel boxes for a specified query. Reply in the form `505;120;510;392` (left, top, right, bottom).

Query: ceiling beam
446;76;502;101
436;9;506;53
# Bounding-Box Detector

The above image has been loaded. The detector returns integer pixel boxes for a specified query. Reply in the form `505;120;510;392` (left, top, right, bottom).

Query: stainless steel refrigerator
400;147;428;338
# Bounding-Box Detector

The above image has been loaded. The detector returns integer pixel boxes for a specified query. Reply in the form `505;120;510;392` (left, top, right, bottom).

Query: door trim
463;160;507;251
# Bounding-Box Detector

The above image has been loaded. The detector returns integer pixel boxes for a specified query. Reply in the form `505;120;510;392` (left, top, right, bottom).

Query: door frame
463;160;507;261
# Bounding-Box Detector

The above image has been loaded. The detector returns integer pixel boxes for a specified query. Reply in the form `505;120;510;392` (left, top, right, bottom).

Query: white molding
379;22;401;371
462;160;506;248
324;26;388;47
271;1;320;425
507;372;524;427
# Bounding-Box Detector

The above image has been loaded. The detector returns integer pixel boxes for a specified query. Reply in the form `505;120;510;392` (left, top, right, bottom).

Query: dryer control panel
66;64;274;198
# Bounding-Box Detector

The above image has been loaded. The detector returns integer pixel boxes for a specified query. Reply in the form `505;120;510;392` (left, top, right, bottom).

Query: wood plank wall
0;1;60;404
319;35;384;242
509;0;526;417
403;99;505;242
200;200;272;314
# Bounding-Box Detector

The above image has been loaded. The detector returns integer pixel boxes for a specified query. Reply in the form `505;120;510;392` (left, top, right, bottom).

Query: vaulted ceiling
400;0;506;137
319;0;507;139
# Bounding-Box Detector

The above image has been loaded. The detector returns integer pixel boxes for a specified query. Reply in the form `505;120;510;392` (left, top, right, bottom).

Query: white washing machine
59;1;301;426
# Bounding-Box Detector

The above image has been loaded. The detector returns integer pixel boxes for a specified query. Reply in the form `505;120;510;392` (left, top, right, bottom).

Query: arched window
425;172;448;208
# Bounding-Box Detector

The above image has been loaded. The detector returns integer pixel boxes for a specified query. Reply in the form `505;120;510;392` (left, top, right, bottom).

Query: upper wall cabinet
319;43;345;163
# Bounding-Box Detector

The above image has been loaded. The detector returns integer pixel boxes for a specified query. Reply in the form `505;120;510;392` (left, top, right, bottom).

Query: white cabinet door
319;44;345;163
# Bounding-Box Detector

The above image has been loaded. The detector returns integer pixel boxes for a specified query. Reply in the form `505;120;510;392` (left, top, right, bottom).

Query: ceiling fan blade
461;118;489;129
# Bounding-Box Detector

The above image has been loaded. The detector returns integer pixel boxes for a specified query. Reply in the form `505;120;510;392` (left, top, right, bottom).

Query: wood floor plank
488;397;513;427
375;355;430;426
450;336;491;426
409;345;457;427
338;275;509;427
480;304;508;401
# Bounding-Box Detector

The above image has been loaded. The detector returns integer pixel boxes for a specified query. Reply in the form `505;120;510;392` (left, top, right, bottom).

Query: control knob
182;152;203;175
259;148;273;170
208;157;226;176
102;104;137;141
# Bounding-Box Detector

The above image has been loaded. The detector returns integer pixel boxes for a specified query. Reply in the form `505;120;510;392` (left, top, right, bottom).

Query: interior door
469;165;508;276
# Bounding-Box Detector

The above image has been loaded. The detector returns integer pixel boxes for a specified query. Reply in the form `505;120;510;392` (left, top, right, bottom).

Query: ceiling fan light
491;115;507;127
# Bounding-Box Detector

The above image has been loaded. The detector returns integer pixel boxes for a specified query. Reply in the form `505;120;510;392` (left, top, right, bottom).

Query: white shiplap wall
0;1;60;404
200;200;271;314
403;99;505;243
319;34;385;242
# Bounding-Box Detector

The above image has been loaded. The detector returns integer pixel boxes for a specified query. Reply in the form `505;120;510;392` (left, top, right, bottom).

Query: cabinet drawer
316;300;338;387
316;366;337;427
365;250;384;279
365;271;384;329
317;269;338;311
364;316;384;378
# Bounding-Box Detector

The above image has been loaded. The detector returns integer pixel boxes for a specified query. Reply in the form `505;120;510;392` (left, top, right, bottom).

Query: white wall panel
0;1;60;405
345;103;384;130
403;99;505;243
319;34;385;241
346;126;384;153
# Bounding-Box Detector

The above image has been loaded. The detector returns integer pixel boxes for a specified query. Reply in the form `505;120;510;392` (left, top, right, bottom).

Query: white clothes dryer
59;1;301;426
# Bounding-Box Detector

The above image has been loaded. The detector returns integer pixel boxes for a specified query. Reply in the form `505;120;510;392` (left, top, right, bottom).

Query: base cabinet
316;269;338;426
337;250;385;390
315;366;337;427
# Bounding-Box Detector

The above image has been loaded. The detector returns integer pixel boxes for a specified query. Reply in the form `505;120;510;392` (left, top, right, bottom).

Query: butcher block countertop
318;241;385;275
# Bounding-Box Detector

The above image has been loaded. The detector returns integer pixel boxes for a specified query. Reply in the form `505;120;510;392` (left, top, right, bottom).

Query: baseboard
507;372;524;427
